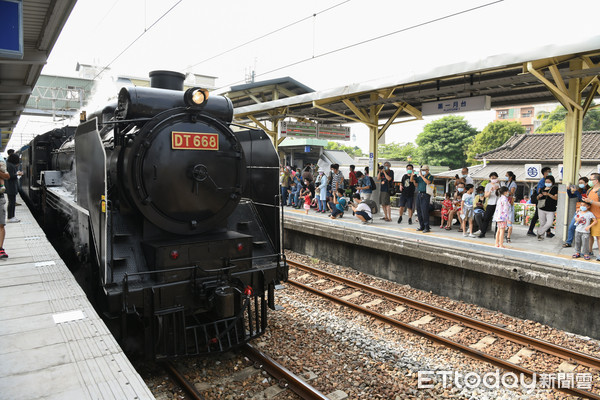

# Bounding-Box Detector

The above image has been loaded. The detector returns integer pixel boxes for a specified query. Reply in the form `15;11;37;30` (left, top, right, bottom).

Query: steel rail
289;260;600;370
288;260;600;400
164;361;206;400
241;343;330;400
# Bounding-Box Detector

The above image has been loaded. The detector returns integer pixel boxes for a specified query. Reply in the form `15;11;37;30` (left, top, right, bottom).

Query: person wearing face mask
397;164;415;224
446;183;465;230
536;175;558;241
582;173;600;259
478;172;500;238
411;165;434;233
572;200;596;260
563;177;590;248
527;167;553;237
378;162;394;222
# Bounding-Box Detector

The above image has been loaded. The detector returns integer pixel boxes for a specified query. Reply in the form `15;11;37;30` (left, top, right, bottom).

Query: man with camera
397;164;415;224
378;162;394;222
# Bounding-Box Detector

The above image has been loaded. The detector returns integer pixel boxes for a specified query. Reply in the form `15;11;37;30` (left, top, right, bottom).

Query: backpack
363;199;378;215
369;177;376;191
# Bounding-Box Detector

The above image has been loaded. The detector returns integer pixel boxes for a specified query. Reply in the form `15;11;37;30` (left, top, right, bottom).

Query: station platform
283;206;600;339
0;197;154;400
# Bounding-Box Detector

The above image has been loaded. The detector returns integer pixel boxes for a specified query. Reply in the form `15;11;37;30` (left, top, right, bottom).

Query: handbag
537;198;546;209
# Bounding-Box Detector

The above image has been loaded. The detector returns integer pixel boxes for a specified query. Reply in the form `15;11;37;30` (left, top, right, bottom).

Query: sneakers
537;234;544;241
0;249;8;259
7;217;20;223
408;218;412;225
527;231;536;237
463;232;468;237
473;230;481;236
397;216;402;224
546;232;555;238
469;233;477;238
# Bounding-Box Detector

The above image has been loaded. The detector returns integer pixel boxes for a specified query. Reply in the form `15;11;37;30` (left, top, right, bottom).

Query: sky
8;0;600;152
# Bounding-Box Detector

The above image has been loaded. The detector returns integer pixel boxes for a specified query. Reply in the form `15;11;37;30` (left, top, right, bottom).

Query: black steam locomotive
19;71;287;359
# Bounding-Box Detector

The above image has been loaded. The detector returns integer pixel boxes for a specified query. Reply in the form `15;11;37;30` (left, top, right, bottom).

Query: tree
325;141;365;158
415;115;478;169
378;142;419;162
465;120;525;164
535;104;600;133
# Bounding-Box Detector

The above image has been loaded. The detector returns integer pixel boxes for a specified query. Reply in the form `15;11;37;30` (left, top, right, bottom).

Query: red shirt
349;171;358;186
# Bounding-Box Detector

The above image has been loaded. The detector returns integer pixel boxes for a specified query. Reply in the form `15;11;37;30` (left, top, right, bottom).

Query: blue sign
0;0;23;59
304;145;311;153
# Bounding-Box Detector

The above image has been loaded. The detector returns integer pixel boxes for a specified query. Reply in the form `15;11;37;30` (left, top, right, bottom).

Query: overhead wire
183;0;351;72
216;0;504;91
84;0;184;87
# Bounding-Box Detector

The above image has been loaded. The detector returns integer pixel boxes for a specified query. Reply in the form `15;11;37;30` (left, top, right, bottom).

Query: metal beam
525;62;582;112
0;49;47;64
0;86;32;95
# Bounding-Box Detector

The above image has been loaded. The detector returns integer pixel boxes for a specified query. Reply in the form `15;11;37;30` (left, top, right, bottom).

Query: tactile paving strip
0;197;154;400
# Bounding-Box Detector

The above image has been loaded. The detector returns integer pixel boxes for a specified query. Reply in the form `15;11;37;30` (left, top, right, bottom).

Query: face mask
545;182;552;187
491;179;498;183
421;170;426;175
590;181;595;187
505;177;509;181
457;188;464;193
579;183;586;189
462;174;467;178
407;169;413;174
384;166;389;170
547;172;552;176
581;206;588;212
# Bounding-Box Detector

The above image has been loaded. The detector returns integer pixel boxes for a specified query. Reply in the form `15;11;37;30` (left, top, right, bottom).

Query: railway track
163;344;328;400
287;259;600;399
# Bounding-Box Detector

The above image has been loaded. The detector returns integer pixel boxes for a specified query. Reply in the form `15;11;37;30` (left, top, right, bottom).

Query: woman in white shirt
478;172;500;238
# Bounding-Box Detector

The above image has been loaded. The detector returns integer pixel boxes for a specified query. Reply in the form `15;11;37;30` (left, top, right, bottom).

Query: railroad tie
470;336;497;351
323;285;346;293
409;315;435;327
308;279;328;286
360;299;384;308
340;292;362;301
438;324;463;338
507;348;535;364
558;361;577;373
384;306;406;316
296;273;311;280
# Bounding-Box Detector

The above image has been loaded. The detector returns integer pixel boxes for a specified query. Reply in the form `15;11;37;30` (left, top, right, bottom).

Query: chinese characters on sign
421;95;491;116
278;121;350;141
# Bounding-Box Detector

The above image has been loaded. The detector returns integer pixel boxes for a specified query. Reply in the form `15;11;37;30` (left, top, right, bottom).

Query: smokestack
149;70;185;91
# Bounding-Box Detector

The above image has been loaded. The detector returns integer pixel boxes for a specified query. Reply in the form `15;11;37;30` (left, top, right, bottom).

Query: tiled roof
476;131;600;161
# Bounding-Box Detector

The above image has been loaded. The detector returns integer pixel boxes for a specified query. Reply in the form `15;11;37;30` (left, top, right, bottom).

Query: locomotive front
46;71;286;359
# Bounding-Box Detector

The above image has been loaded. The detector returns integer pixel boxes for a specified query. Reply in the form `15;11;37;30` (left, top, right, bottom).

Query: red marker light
209;337;218;344
244;285;253;296
170;250;179;260
237;243;244;252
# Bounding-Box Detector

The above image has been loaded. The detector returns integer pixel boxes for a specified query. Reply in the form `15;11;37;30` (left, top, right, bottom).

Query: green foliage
536;104;600;133
415;115;478;169
378;142;419;162
466;120;525;164
324;141;365;158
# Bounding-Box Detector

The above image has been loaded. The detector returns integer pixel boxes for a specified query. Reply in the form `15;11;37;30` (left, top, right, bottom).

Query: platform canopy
0;0;77;151
233;35;600;170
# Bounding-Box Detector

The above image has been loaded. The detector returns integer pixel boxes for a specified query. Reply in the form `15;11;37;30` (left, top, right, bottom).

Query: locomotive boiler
19;71;287;359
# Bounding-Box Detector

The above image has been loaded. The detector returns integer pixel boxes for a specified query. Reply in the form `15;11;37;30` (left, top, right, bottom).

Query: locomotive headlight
184;87;209;107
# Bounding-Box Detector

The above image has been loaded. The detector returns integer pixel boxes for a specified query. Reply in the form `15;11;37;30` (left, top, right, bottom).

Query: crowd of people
281;162;600;257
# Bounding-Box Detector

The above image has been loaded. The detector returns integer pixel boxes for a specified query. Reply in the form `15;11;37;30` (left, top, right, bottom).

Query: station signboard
422;95;491;116
317;124;350;141
278;121;318;138
0;0;23;59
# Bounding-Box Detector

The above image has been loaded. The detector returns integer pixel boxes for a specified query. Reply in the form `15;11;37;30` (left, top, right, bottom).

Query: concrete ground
283;205;600;275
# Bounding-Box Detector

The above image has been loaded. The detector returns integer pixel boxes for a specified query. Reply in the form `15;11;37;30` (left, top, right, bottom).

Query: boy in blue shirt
328;188;348;219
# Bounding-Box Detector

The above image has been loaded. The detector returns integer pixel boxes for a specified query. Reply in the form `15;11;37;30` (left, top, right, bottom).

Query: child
573;203;596;260
441;192;453;229
300;185;312;215
328;188;348;219
312;188;320;210
461;184;476;237
493;186;511;248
